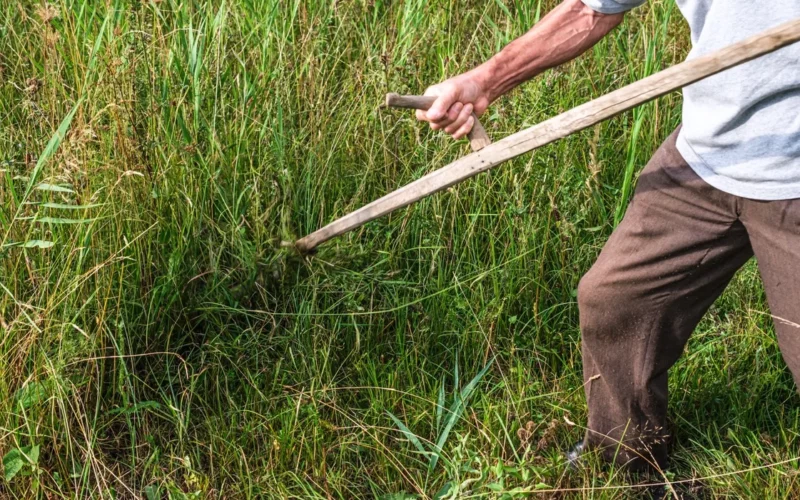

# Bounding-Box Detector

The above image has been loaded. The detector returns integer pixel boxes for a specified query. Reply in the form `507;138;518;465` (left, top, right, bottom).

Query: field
2;0;799;498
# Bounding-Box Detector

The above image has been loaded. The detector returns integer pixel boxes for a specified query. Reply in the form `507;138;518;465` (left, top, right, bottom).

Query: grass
1;0;799;497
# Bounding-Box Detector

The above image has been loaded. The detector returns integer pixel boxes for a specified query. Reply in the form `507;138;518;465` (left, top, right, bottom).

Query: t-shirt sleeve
580;0;646;14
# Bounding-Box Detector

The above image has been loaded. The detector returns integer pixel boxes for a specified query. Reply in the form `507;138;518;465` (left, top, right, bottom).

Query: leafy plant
387;358;493;474
3;444;40;482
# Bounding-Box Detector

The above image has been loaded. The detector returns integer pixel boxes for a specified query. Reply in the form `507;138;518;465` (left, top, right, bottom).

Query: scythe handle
294;19;800;254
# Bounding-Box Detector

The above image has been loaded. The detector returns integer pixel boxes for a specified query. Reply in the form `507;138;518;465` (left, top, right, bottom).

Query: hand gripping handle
385;93;492;151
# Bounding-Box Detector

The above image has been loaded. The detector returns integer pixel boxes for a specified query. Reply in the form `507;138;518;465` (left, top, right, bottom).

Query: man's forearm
475;0;624;101
417;0;623;139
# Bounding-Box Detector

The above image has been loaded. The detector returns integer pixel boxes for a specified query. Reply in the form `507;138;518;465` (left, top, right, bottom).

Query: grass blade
35;183;75;194
35;217;98;224
40;202;103;210
23;101;82;201
23;240;55;249
435;377;445;435
386;411;428;455
430;360;492;473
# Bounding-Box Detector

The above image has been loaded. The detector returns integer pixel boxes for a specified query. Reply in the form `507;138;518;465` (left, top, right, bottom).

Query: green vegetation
2;0;798;497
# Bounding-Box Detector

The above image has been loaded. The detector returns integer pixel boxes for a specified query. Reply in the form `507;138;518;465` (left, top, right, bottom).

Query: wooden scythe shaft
295;19;800;253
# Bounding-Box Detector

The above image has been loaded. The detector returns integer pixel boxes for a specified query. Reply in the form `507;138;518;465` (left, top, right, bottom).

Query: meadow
1;0;799;497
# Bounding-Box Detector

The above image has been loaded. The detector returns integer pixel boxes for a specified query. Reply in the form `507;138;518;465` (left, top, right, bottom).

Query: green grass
1;0;799;498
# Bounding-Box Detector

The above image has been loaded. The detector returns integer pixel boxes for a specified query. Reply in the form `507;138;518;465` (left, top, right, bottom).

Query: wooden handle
295;19;800;254
385;93;492;151
384;93;435;109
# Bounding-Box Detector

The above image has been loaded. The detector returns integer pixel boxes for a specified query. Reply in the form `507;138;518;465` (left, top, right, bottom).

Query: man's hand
415;69;492;140
414;0;623;142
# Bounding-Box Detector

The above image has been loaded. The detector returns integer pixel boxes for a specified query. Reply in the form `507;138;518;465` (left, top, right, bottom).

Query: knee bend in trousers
577;268;637;337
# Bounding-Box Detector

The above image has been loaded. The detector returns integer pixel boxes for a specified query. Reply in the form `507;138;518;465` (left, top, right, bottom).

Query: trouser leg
741;199;800;387
578;129;753;470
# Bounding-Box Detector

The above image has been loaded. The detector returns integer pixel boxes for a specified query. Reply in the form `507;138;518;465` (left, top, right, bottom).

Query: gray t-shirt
581;0;800;200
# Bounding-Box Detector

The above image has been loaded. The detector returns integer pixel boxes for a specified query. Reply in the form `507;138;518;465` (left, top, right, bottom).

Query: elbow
553;0;627;33
576;0;627;29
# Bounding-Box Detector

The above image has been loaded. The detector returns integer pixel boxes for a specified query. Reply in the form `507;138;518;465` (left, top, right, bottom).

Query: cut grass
1;0;798;498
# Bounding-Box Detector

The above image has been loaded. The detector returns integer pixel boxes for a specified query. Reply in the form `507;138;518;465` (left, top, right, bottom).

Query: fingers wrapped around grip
429;102;463;130
443;103;474;136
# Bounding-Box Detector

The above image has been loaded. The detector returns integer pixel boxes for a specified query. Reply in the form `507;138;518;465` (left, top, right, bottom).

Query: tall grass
1;0;797;498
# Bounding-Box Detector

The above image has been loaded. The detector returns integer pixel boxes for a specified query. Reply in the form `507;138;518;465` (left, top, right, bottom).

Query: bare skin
416;0;624;139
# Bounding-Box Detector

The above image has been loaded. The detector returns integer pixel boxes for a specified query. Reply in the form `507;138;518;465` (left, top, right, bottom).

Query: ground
1;0;799;498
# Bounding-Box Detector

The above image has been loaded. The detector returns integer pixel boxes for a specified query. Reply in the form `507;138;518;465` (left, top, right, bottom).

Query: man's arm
416;0;625;139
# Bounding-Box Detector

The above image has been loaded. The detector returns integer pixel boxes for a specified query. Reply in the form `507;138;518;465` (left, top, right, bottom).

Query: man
415;0;800;471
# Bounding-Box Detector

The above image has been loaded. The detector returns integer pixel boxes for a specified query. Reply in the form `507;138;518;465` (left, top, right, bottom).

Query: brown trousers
578;128;800;470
